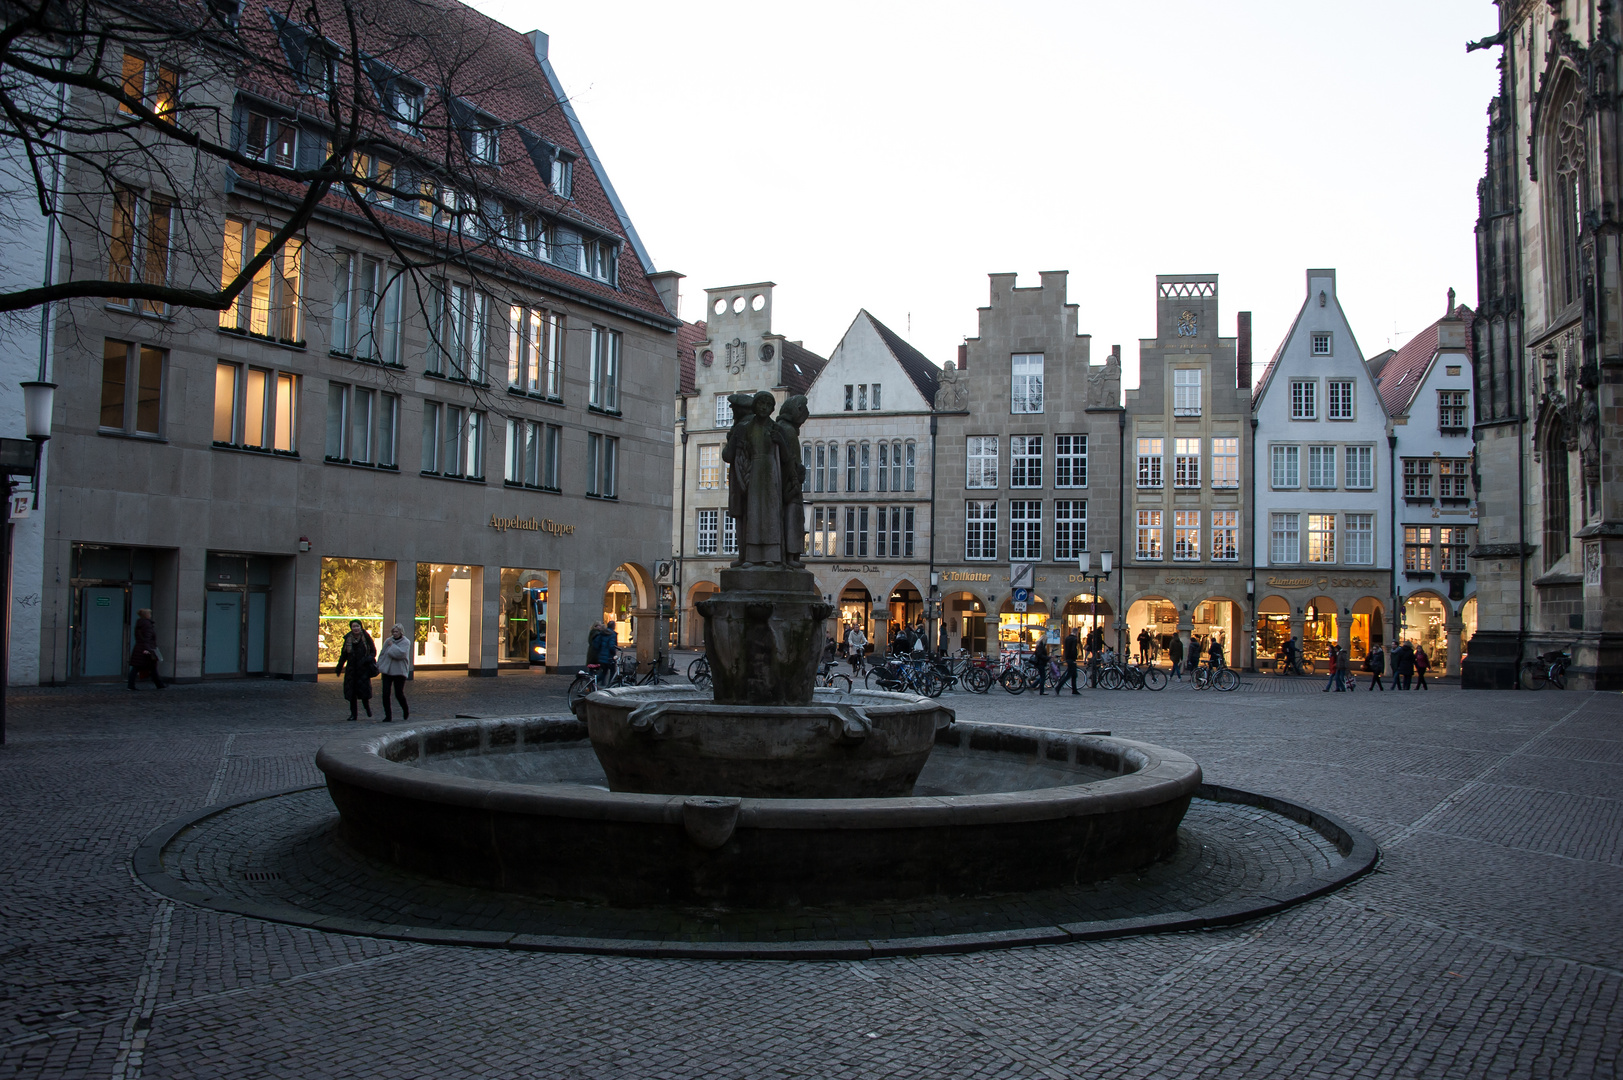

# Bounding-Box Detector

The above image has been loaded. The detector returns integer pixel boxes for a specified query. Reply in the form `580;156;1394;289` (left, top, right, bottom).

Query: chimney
957;343;968;370
1236;312;1252;388
647;270;683;318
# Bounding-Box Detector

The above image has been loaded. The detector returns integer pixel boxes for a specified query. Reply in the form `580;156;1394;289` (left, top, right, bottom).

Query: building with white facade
1250;269;1392;670
1376;299;1478;675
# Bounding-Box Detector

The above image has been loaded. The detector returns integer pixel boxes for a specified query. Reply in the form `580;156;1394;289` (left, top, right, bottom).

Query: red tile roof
677;320;706;396
1376;305;1475;417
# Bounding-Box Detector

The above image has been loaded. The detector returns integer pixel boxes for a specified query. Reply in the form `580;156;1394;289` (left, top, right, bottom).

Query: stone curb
131;783;1378;960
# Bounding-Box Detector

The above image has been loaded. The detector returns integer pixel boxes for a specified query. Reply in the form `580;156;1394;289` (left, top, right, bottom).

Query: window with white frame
325;383;398;466
332;254;402;365
1173;510;1200;561
1270;512;1300;564
1174;437;1200;488
965;501;997;560
1404;526;1435;571
119;52;180;117
1440;459;1470;498
1439;390;1468;431
721;513;737;556
551;156;573;197
589;326;621;412
1009;500;1042;560
1403;458;1433;498
213;361;296;452
108;185;174;316
585;239;617;285
697;445;722;490
1211;510;1238;561
843;507;857;557
504;418;559;489
1311;332;1331;356
219;219;302;341
242;111;297;168
966;436;998;488
1055;434;1087;488
875;506;890;557
810;507;837;557
814;444;828;492
904;441;916;491
1345;445;1374;489
506;306;549;395
1136;510;1163;560
1290;380;1317;420
802;444;811;493
421;402;483;478
1053;500;1086;559
696;509;718;555
854;507;870;557
1010;435;1042;488
586;432;618;498
102;340;165;436
1173;368;1202;416
1328;379;1355;420
1271;444;1300;489
1137;437;1163;488
1307;513;1336;563
1441;526;1470;571
1212;436;1239;488
1308;445;1336;489
1345;513;1374;565
1011;354;1044;413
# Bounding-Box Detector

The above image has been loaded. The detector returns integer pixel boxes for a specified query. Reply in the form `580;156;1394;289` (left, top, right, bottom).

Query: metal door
80;587;126;677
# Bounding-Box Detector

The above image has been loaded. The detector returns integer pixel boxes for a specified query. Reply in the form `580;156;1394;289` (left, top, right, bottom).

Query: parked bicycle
1193;660;1240;691
687;653;711;691
1521;650;1570;690
817;660;853;693
865;656;946;697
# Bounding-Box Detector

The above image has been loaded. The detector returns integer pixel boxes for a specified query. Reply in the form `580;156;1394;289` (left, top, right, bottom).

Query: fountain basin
577;685;952;798
315;716;1201;907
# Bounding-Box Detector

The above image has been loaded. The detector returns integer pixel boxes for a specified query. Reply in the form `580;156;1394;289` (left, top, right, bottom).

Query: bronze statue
776;395;809;566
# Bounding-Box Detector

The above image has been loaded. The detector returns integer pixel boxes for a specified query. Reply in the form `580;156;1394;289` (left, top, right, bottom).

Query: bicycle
1193;662;1240;691
1521;650;1570;690
864;657;944;696
568;659;623;707
687;653;711;691
816;661;853;693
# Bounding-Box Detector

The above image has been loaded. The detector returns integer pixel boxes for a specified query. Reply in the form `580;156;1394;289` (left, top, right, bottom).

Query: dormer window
243;111;296;168
387;82;423;135
585;239;616;283
468;124;498;165
271;15;337;97
449;98;500;165
551;157;573;198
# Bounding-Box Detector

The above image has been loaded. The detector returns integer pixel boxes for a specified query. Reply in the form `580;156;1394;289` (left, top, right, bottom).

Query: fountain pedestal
696;566;829;706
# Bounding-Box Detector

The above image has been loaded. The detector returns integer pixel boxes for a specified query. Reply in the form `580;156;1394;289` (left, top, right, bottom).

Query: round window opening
712;298;726;316
751;294;765;312
732;297;746;313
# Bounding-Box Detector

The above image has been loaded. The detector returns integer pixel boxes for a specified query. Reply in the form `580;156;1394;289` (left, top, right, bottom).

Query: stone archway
1402;590;1450;671
1126;596;1176;664
1256;595;1293;667
942;590;988;655
1191;596;1242;664
685;579;719;650
603;562;658;668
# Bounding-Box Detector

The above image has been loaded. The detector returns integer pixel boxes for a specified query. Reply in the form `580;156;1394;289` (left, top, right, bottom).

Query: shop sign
942;571;992;582
489;514;576;536
1266;576;1314;589
1162;575;1207;584
1266;575;1382;590
830;564;880;573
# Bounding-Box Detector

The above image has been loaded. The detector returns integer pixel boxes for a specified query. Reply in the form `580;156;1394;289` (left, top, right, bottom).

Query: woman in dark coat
335;620;376;720
127;608;165;690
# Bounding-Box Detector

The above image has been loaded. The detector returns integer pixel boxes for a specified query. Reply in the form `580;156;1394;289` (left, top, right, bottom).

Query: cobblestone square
1;668;1619;1079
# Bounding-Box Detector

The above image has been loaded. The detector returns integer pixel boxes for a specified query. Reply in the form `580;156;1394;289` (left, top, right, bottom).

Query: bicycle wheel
965;667;994;694
1549;665;1565;690
1000;670;1027;694
1521;662;1547;690
1192;668;1209;690
1099;666;1123;690
567;674;595;708
824;673;853;693
1216;667;1240;691
1141;666;1168;691
919;670;947;697
864;668;893;691
1122;667;1145;690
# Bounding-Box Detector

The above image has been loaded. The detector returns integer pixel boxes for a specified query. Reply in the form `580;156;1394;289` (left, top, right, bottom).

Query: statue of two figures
721;391;808;568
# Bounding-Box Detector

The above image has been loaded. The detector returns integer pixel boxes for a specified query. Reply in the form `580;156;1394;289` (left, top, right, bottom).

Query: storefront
839;584;873;642
70;544;162;679
886;583;923;642
1402;592;1449;667
943;591;987;654
998;597;1049;653
320;557;390;667
1126;597;1179;661
604;577;634;647
1255;574;1392;671
412;563;472;667
1060;595;1113;644
499;567;550;665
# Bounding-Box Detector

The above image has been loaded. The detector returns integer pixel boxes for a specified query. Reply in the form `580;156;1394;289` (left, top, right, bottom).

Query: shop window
499;568;548;665
213;361;296;453
101;339;165;436
319;557;388;666
414;563;472;665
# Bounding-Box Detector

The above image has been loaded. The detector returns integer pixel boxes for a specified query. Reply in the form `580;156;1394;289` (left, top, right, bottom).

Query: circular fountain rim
313;715;1202;829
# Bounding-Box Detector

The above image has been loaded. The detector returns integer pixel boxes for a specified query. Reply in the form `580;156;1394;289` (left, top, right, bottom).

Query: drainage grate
244;870;282;883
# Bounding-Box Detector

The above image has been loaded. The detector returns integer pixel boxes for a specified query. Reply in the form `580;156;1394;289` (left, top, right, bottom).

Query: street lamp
1078;550;1113;683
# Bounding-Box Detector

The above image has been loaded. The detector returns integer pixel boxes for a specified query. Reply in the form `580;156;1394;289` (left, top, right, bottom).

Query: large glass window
219;221;301;342
500;568;549;665
504;419;559;489
102;340;164;436
332;254;402;364
587;433;618;498
1009;500;1042;560
1173;369;1201;416
1271;512;1301;564
1307;513;1336;562
414;563;472;665
1346;446;1374;489
697;445;722;490
325;383;398;466
696;509;718;555
1055;434;1087;488
1290;380;1316;420
1137;437;1163;488
421;403;482;478
1010;435;1042;488
1440;459;1470;498
1212;436;1239;488
1173;510;1200;561
965;500;997;560
1405;526;1435;571
1271;445;1300;489
1328;380;1355;420
1346;513;1375;565
1054;500;1086;559
213;361;295;452
1308;446;1336;489
1173;438;1200;488
1403;458;1433;498
1441;526;1470;571
319;557;389;666
1011;354;1044;413
1136;510;1162;560
966;436;998;488
1212;510;1238;561
589;326;621;412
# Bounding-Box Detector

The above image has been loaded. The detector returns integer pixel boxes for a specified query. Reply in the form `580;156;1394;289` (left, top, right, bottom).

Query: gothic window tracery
1549;87;1586;311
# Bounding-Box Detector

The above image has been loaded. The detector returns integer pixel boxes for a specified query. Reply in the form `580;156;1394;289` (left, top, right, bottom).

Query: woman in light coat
377;623;413;722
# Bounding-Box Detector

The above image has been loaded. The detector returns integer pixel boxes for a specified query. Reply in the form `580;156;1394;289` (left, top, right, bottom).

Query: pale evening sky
471;0;1504;387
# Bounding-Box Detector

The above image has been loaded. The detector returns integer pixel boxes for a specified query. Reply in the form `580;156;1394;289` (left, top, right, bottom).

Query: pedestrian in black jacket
1056;631;1081;694
335;620;376;720
1033;638;1051;695
1366;642;1386;690
1394;642;1415;689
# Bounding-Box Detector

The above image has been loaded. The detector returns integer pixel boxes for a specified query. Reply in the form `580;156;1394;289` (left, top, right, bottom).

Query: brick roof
677;320;706;396
230;0;675;323
1376;305;1475;416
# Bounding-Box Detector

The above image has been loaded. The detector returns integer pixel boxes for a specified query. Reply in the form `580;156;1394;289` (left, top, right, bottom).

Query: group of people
1165;633;1226;681
334;620;414;721
1325;639;1431;692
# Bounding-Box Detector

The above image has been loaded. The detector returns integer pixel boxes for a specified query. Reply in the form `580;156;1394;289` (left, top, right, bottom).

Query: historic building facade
1250;270;1393;671
1378;300;1479;677
932;272;1123;656
40;18;681;682
1467;2;1623;688
1121;276;1255;669
670;283;824;648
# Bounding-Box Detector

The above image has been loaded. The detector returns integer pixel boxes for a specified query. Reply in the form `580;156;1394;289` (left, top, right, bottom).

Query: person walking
1188;635;1205;678
1208;636;1227;672
1033;637;1051;695
1414;645;1431;690
937;622;949;656
1168;633;1185;681
1058;630;1081;694
1366;641;1386;690
1324;643;1341;692
377;623;413;722
126;608;166;690
335;619;377;720
1398;641;1417;690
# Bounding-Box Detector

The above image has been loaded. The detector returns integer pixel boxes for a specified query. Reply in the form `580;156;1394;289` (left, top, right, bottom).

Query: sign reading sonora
489;514;576;535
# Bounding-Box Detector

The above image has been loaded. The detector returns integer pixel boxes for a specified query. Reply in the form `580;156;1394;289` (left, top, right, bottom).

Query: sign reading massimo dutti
489;514;577;536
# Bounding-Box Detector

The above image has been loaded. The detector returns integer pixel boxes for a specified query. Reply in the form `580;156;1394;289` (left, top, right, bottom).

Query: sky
471;0;1504;388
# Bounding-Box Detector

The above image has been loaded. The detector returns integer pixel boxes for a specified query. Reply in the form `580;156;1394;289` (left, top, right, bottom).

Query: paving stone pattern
0;669;1619;1079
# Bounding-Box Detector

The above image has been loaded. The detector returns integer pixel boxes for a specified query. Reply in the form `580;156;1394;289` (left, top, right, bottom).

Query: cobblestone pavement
1;670;1619;1079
